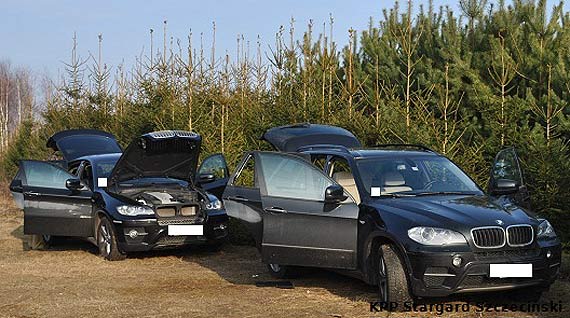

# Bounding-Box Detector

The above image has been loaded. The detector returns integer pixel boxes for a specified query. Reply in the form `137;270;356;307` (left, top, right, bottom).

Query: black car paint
224;124;562;297
11;130;230;254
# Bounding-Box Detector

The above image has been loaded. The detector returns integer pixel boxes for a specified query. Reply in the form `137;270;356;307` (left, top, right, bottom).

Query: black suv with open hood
224;123;561;303
10;129;230;260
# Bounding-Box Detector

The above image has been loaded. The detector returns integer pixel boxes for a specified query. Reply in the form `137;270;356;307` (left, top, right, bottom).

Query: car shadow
183;244;556;308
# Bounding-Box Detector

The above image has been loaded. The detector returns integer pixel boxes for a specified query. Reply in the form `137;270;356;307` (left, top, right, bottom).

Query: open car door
196;153;230;199
12;160;93;237
489;148;531;209
224;151;359;270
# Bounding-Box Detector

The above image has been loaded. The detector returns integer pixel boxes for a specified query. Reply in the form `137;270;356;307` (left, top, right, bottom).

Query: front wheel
377;244;412;306
97;217;126;261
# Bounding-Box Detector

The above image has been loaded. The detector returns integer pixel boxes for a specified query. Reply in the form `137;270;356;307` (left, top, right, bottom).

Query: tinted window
259;153;332;201
492;149;522;185
233;155;255;188
198;154;229;179
23;161;75;189
58;135;122;161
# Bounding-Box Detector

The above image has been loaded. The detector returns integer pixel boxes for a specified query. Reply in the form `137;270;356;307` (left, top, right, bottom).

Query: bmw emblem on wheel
495;220;504;225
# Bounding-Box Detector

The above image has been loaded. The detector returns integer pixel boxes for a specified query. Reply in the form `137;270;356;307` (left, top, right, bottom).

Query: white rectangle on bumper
168;225;203;236
489;263;533;278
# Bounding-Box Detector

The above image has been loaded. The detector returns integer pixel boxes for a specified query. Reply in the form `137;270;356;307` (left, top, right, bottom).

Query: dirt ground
0;193;568;318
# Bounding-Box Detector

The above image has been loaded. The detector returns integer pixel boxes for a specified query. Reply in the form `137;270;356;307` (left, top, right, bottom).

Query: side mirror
490;179;518;196
9;179;23;193
66;178;83;191
198;173;216;184
324;184;348;204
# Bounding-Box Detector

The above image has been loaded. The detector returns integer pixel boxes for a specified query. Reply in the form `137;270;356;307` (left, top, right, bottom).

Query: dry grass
0;188;568;318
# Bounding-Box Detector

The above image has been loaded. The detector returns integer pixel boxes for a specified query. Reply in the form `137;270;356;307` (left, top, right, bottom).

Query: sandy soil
0;193;568;318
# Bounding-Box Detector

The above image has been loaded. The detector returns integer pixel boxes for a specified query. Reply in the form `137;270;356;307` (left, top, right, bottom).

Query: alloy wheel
269;263;281;273
378;254;388;302
98;224;112;256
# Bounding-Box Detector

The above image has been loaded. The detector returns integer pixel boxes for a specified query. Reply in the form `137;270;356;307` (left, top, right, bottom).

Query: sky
1;0;568;79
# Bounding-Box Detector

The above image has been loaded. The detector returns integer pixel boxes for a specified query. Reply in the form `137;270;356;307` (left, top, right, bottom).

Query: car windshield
356;156;483;196
95;160;118;178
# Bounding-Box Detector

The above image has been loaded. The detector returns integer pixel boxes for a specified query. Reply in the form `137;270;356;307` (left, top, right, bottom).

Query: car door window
492;148;523;185
259;153;332;201
233;155;256;188
311;154;328;172
23;161;75;189
198;154;229;179
328;156;360;204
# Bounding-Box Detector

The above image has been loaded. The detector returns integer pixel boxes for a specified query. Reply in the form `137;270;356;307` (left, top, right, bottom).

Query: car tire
29;234;51;250
97;217;126;261
267;263;295;279
377;244;412;306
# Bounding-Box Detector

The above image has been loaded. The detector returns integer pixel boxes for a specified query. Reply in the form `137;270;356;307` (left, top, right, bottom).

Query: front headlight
408;227;467;246
205;197;223;210
116;205;155;216
537;219;557;239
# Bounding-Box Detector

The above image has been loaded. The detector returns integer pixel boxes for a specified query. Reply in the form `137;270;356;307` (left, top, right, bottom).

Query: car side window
22;161;75;189
259;153;332;201
233;155;256;188
198;154;229;179
328;156;360;204
80;163;94;189
311;154;328;172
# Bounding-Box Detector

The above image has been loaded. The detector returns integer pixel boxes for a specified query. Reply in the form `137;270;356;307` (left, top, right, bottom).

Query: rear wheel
97;217;126;261
29;234;51;250
377;244;412;306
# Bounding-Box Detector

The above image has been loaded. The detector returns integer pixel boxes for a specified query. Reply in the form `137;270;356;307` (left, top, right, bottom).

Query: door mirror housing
66;178;83;191
324;184;348;204
198;173;216;184
490;179;518;196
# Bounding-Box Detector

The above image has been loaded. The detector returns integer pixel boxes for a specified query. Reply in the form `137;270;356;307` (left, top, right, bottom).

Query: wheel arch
362;231;413;286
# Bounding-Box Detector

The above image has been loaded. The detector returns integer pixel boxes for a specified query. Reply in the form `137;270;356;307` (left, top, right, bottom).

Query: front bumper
114;211;228;252
407;241;562;297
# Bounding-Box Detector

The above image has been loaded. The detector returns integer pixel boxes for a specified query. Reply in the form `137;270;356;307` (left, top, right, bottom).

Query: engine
133;190;202;218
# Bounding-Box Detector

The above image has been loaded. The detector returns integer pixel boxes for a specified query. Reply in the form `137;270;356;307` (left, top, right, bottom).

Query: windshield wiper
414;191;467;196
377;193;417;198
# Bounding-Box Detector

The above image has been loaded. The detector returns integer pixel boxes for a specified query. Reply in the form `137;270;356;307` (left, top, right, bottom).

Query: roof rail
372;144;435;152
296;144;352;153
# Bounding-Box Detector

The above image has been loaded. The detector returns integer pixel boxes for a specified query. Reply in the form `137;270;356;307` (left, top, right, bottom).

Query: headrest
383;172;406;186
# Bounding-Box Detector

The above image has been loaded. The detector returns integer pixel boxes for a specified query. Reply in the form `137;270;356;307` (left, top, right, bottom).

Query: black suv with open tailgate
224;123;561;302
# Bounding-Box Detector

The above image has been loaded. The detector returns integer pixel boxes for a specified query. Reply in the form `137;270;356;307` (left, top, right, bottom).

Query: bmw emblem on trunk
495;219;504;225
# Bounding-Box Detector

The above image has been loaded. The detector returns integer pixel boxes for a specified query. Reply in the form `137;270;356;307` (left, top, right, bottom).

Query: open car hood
108;130;201;186
261;123;361;152
47;129;122;162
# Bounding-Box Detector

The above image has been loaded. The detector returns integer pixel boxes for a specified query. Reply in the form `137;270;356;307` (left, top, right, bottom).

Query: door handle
264;207;288;214
27;192;41;196
227;195;249;202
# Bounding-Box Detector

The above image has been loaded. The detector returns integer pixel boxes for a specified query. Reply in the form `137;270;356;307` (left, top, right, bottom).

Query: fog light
128;229;139;239
546;250;552;259
452;255;462;267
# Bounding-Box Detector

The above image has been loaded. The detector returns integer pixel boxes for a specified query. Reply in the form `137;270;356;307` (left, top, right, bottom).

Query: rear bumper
407;241;562;297
114;212;228;252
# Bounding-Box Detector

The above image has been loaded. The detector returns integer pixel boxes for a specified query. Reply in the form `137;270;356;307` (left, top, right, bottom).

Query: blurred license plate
168;225;203;236
489;264;532;278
